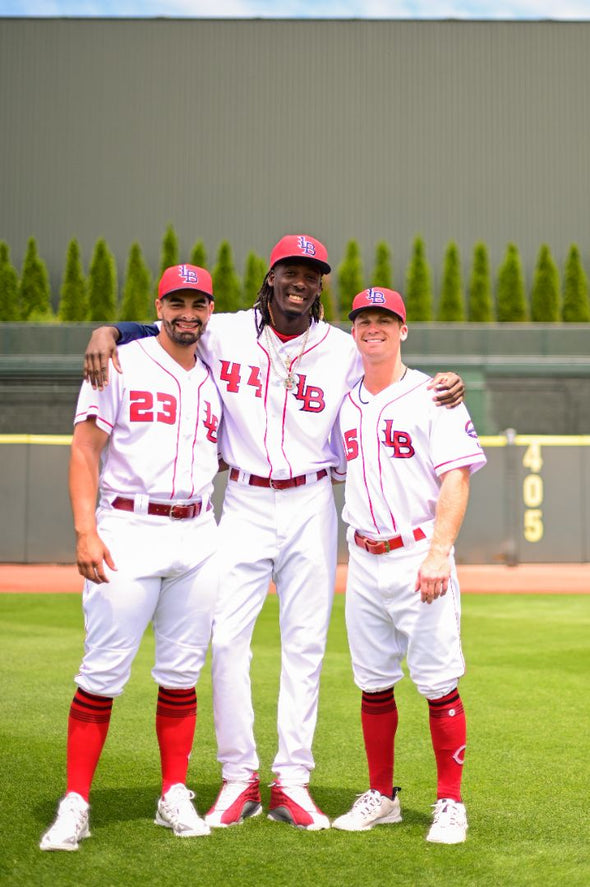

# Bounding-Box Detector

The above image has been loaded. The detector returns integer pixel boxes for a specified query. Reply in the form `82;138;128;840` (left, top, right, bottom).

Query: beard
161;317;203;346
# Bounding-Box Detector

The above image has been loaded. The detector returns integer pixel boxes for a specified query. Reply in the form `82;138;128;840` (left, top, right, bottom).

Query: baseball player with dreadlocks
83;235;465;830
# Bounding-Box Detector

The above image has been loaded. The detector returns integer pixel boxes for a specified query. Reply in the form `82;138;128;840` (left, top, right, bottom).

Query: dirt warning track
1;562;589;595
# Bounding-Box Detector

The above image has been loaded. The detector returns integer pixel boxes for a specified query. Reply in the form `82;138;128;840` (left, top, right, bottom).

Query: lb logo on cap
158;263;214;301
269;235;331;275
297;236;317;258
365;288;387;306
178;264;199;285
348;288;406;323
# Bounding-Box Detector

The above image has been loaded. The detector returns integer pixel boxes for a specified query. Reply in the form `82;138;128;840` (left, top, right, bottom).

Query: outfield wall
2;323;590;437
1;435;588;565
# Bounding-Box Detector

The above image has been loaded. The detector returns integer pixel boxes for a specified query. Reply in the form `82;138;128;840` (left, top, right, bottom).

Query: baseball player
40;265;222;851
332;288;486;844
82;236;465;831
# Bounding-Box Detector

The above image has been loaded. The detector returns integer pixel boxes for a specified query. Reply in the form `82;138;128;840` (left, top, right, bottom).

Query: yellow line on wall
480;435;590;447
0;435;72;446
1;434;590;447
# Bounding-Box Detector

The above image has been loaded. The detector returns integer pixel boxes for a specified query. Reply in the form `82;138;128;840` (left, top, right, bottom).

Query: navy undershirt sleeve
115;322;159;345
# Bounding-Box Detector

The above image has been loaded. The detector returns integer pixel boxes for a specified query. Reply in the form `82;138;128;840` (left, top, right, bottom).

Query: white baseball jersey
75;336;222;506
338;368;487;539
72;335;222;698
339;368;486;699
198;310;362;479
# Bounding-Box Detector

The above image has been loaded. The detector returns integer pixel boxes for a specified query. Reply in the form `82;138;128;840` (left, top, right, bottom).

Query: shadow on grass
36;783;434;833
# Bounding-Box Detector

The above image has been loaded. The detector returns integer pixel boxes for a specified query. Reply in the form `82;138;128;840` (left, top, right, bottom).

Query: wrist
428;541;452;557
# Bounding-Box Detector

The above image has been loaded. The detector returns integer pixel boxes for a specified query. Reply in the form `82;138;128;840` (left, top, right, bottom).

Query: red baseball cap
158;264;214;301
269;235;331;275
348;288;406;323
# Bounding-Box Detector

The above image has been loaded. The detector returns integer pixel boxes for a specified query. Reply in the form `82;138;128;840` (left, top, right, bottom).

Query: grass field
1;591;589;887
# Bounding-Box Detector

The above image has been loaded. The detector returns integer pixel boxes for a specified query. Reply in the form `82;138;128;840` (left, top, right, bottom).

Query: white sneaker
205;775;262;828
40;792;90;851
155;784;210;837
332;788;402;832
426;798;468;844
268;782;330;830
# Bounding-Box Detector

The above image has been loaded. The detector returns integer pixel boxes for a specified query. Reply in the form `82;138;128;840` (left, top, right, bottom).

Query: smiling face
352;308;408;362
267;260;323;332
156;290;214;349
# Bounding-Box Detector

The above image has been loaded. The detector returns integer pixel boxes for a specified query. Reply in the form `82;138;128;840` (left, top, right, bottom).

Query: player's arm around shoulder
83;322;159;390
69;418;116;584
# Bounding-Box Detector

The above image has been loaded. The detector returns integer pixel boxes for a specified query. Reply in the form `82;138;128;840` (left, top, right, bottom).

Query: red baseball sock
361;688;398;797
156;686;197;796
428;688;466;802
66;688;113;801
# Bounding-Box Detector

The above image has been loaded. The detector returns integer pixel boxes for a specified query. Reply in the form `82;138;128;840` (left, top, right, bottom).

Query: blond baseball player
40;265;222;851
332;288;486;844
82;237;465;831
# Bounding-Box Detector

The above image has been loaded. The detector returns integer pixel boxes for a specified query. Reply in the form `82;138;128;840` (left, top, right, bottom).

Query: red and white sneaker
268;782;330;830
205;774;262;828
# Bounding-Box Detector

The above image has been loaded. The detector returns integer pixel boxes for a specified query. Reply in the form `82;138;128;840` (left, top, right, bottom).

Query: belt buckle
169;504;185;520
269;478;287;490
383;539;391;553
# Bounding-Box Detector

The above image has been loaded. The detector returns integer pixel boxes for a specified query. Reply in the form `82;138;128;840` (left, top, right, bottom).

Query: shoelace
432;801;461;825
352;790;382;816
49;799;87;837
165;788;196;820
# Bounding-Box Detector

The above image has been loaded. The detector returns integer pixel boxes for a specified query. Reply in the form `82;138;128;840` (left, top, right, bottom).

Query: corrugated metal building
1;17;589;302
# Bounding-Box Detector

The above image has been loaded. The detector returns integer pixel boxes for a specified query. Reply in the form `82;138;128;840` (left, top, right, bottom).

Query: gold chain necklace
264;323;311;390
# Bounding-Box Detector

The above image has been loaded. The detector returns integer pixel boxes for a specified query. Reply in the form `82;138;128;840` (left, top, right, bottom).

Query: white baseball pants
76;508;219;697
211;476;337;785
345;533;465;699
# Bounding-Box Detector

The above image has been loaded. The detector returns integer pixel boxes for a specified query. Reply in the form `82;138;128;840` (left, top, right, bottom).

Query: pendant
284;374;295;390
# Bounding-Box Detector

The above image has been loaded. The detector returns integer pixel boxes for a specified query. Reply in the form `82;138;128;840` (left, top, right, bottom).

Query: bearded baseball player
40;265;222;851
82;236;465;830
332;288;486;844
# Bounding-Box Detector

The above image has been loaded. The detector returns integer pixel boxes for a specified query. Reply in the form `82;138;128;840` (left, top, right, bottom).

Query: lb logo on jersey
382;421;415;458
178;264;200;285
294;374;325;412
297;236;317;258
203;401;219;442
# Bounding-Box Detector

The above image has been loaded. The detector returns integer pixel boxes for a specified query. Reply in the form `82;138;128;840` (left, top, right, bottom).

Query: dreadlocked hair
254;272;324;337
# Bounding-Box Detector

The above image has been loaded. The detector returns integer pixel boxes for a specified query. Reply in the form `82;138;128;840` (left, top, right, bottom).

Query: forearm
429;467;471;556
69;439;100;536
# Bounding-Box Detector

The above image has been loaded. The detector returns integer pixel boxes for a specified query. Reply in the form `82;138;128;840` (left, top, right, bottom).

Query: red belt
354;527;426;555
229;468;328;490
111;496;207;520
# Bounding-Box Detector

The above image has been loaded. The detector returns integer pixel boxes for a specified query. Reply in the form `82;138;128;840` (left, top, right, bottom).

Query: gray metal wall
1;435;588;565
1;18;590;301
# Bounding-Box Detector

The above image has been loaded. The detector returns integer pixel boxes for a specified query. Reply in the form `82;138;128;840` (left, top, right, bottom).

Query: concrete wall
2;322;589;436
1;434;588;565
1;18;590;303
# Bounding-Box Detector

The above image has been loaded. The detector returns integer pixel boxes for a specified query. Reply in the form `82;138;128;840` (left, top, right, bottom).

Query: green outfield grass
1;591;589;887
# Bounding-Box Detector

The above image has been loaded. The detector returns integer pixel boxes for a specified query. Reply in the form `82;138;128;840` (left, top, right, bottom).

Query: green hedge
1;230;589;323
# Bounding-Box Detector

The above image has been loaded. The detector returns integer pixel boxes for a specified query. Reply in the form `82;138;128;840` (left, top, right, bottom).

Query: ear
400;324;408;342
351;324;357;341
267;269;275;288
155;298;163;319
